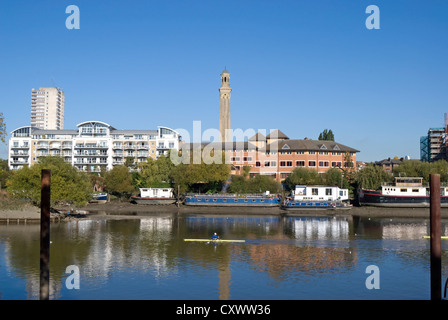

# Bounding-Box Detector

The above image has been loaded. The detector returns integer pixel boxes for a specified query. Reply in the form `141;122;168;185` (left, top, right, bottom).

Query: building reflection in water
1;214;448;300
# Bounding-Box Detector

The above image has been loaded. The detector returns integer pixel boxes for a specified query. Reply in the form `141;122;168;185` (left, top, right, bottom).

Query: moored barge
358;177;448;207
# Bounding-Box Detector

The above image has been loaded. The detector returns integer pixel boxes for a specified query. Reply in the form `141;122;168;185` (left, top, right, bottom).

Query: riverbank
2;201;448;220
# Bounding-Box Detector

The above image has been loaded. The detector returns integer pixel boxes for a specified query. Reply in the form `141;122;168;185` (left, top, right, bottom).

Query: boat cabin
139;188;174;198
293;185;349;201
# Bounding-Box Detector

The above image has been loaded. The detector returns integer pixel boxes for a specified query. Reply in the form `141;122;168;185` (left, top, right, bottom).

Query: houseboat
184;192;281;207
358;177;448;207
131;188;177;205
282;185;351;210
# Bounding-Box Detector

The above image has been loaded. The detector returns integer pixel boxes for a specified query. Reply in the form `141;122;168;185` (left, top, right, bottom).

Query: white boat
282;185;351;210
131;187;177;205
359;177;448;207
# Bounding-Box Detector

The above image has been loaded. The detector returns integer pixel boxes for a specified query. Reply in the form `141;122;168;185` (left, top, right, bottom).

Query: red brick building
188;129;360;181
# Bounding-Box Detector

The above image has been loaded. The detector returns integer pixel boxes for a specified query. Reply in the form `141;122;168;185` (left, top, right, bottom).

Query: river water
1;212;447;300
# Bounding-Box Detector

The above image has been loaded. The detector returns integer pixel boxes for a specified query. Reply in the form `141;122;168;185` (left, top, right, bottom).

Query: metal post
40;169;51;300
430;174;441;300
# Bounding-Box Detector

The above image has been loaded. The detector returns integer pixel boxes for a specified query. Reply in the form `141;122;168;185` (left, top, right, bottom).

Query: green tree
284;167;322;190
392;159;448;184
324;167;350;188
228;175;247;193
318;129;334;141
170;150;231;194
246;175;282;193
104;165;135;197
355;164;392;190
6;156;91;206
0;113;6;143
0;159;10;190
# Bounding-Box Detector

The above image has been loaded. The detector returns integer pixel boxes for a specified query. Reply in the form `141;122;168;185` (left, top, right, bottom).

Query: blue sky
1;0;447;162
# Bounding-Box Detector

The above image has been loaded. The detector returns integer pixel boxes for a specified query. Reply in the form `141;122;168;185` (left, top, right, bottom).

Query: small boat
131;187;177;205
89;193;108;204
282;185;351;210
184;239;245;243
184;191;281;207
358;177;448;208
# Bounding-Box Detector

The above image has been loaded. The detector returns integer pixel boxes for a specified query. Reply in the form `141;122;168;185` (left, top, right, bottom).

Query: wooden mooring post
430;174;442;300
40;169;51;300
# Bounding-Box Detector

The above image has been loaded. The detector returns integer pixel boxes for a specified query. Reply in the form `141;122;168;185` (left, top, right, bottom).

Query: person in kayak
211;233;219;240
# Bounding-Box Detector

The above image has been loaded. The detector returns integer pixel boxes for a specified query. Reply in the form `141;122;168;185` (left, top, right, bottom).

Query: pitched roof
266;129;289;140
249;132;266;141
266;139;359;153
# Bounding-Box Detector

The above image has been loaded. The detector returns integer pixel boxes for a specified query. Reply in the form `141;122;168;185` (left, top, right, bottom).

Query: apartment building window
255;161;261;167
309;161;316;167
319;161;329;167
296;161;305;167
332;161;342;167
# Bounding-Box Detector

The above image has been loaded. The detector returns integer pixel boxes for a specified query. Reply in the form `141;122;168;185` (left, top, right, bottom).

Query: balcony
10;159;29;164
75;144;108;149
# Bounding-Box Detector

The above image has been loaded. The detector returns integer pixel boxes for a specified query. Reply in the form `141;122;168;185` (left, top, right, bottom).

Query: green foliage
228;174;282;194
104;165;135;196
355;164;393;190
0;159;10;189
136;155;175;187
318;129;334;141
392;159;448;184
284;167;322;190
170;150;231;194
6;156;91;206
324;167;350;188
0;113;6;143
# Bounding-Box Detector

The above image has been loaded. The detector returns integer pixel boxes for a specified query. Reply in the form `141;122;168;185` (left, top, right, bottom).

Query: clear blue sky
1;0;447;162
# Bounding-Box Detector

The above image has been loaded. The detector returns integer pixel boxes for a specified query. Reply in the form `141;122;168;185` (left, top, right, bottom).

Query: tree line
3;153;448;207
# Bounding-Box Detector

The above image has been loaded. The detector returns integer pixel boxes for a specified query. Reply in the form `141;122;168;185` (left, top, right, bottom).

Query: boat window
252;199;256;202
234;199;238;202
260;199;264;202
412;189;419;192
400;188;407;192
312;188;318;195
244;199;248;202
213;199;217;202
326;188;332;196
223;199;227;202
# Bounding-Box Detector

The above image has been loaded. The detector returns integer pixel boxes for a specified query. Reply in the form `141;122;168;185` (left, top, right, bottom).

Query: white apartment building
8;121;181;172
31;87;65;130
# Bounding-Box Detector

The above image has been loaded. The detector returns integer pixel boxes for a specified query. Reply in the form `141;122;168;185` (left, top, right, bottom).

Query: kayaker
212;233;219;240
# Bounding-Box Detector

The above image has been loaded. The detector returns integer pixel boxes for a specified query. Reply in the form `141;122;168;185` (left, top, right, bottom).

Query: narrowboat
184;192;281;207
131;188;177;205
358;177;448;207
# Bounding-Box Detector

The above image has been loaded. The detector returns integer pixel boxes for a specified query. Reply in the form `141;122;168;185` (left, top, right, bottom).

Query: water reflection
0;214;447;300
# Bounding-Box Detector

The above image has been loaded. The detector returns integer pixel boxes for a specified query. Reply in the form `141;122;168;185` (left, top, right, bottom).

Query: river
1;211;447;300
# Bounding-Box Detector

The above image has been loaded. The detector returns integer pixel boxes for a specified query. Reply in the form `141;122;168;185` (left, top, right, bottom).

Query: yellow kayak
422;236;448;239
